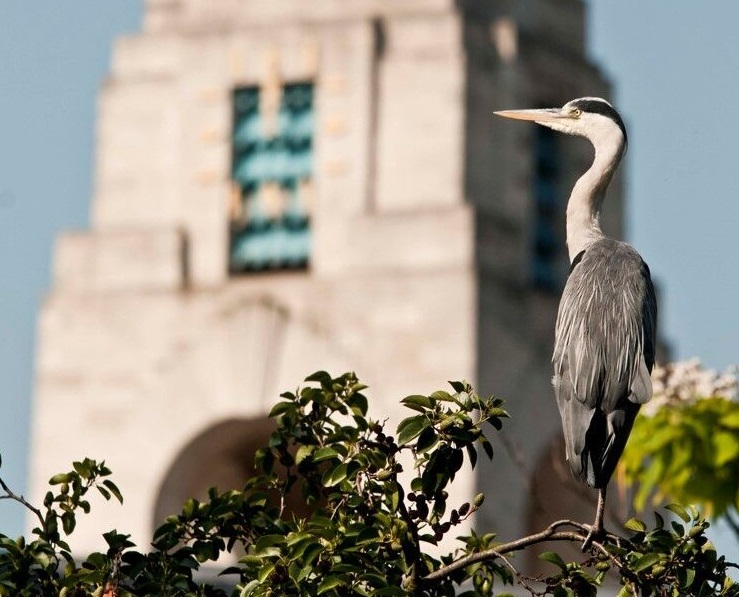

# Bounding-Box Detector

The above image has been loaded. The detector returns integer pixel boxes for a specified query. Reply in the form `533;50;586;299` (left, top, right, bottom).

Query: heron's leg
581;486;607;551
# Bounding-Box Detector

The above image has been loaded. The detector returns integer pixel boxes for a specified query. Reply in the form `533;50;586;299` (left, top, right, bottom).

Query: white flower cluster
641;358;739;417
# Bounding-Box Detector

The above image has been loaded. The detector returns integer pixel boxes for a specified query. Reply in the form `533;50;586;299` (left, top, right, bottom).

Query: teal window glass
532;125;562;291
229;83;314;273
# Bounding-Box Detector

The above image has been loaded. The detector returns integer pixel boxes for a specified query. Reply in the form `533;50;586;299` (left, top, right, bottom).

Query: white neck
565;135;625;261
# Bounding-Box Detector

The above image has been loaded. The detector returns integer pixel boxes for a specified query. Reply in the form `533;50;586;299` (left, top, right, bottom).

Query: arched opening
153;417;277;527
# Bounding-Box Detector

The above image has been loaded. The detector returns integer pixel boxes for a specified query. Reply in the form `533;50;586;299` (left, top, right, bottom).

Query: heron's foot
581;525;605;552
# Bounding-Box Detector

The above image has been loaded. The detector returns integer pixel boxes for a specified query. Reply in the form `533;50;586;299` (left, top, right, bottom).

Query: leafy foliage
151;373;508;596
1;371;738;596
613;505;738;597
0;458;124;595
621;396;739;517
620;360;739;544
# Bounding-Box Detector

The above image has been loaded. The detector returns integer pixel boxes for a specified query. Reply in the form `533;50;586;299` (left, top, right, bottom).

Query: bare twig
0;475;44;527
495;551;547;596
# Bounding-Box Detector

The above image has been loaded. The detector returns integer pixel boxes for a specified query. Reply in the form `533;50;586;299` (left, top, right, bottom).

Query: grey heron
495;98;657;549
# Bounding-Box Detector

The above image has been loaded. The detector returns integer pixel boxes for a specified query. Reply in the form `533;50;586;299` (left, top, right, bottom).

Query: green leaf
313;447;340;463
317;576;344;594
347;392;368;416
401;395;434;413
632;552;662;572
466;444;478;470
358;573;389;588
257;562;275;583
397;415;431;446
49;473;73;485
481;438;494;461
539;551;567;571
298;543;323;569
182;498;198;518
240;580;261;597
255;534;286;557
448;449;463;475
416;426;438;453
624;518;647;532
268;401;296;418
448;381;468;393
679;567;696;588
654;511;664;529
322;462;349;487
102;479;123;504
295;445;315;465
429;390;455;402
239;554;263;566
73;459;93;478
666;503;691;523
305;370;332;385
421;446;451;495
286;532;312;548
61;511;76;535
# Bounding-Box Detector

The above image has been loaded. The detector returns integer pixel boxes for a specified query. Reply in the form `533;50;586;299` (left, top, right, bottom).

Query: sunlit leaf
624;518;647;533
401;395;434;413
397;415;431;446
666;503;691;523
632;552;662;573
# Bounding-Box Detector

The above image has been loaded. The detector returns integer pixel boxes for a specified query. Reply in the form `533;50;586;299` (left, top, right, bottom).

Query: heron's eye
572;108;582;118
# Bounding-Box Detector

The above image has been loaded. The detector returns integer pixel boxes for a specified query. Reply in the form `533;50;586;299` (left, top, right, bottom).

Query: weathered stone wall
30;0;477;554
30;0;622;562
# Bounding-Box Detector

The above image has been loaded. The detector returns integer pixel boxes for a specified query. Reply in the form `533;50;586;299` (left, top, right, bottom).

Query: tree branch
422;519;621;584
397;495;424;582
0;475;45;527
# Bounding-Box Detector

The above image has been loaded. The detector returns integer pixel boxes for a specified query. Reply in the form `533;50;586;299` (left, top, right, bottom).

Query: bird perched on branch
495;97;657;549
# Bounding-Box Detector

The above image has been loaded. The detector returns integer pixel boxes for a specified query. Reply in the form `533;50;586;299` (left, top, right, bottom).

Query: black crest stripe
571;99;628;142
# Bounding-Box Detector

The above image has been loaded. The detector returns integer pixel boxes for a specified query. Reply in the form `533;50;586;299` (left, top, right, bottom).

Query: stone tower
29;0;623;557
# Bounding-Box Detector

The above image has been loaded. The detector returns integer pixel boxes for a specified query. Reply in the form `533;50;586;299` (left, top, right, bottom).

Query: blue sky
0;0;738;549
0;1;143;535
588;1;739;375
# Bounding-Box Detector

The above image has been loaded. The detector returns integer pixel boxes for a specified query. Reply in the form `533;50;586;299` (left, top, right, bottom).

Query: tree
621;360;739;535
1;371;737;596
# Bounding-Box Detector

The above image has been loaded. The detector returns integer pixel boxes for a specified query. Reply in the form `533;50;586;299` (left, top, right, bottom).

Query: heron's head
495;97;627;150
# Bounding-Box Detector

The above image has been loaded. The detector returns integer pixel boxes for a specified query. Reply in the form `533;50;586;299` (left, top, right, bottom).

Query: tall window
229;83;314;273
531;125;562;291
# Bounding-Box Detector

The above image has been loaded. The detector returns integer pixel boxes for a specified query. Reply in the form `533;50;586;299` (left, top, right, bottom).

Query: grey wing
552;241;657;488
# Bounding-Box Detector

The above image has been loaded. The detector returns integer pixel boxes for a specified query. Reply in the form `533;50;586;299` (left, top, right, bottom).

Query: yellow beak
494;108;564;123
